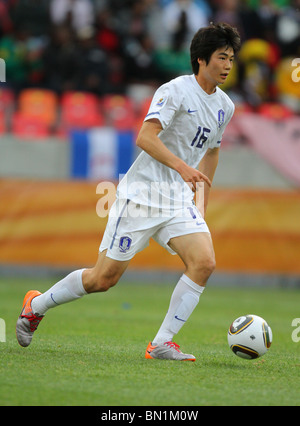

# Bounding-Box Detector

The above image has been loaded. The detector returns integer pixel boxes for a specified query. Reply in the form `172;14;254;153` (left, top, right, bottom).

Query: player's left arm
195;147;219;218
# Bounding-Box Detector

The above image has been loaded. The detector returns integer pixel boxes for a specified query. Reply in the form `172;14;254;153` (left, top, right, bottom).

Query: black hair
190;23;241;74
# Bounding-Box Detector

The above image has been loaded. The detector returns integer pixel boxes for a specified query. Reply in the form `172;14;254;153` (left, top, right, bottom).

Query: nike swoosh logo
175;315;186;322
50;293;59;306
188;108;198;113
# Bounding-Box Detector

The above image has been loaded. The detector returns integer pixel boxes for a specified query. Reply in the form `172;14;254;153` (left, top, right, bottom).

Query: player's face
198;47;235;89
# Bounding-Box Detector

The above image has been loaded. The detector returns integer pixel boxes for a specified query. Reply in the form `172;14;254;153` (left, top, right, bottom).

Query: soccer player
16;23;241;361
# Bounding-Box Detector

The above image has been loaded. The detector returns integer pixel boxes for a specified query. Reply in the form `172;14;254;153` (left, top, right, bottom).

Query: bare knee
83;268;120;293
97;273;119;292
202;256;216;279
187;255;216;285
82;254;130;293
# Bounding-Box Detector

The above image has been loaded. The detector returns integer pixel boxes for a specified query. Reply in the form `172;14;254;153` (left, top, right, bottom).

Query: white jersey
117;74;234;210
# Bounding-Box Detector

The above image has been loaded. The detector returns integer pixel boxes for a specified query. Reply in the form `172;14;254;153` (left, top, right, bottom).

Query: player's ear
197;58;205;68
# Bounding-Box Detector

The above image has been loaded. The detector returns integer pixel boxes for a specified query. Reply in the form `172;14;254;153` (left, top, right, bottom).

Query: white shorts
99;199;210;261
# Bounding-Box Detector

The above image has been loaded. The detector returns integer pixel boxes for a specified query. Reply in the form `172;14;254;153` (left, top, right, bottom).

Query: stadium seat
11;89;57;137
0;89;14;133
17;88;58;127
12;112;51;138
258;102;294;120
0;110;6;134
102;94;135;131
0;88;14;111
60;91;104;133
233;102;253;115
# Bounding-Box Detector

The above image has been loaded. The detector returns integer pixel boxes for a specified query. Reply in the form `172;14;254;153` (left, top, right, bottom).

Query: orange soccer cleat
16;290;44;347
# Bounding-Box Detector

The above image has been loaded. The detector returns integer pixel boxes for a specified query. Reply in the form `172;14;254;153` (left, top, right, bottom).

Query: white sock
31;269;87;315
152;274;204;345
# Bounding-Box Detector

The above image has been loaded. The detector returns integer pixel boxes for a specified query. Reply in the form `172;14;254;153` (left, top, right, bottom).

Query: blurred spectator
126;1;149;39
118;1;164;86
10;0;51;37
50;0;95;32
247;0;289;7
94;6;125;93
0;24;45;91
41;24;81;94
109;0;151;41
0;27;29;91
159;0;211;18
172;9;189;51
162;0;209;49
0;0;298;114
76;25;109;95
0;0;14;37
276;0;300;57
212;1;281;107
254;0;281;94
123;31;165;86
7;0;50;88
212;0;264;41
95;7;121;54
142;0;169;49
25;34;47;86
149;0;210;80
238;38;276;107
255;0;279;44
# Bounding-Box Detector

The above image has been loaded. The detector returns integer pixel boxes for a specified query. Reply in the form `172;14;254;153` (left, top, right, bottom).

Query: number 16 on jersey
191;126;211;149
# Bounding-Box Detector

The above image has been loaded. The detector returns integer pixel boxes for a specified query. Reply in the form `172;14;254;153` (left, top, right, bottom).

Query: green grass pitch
0;277;299;406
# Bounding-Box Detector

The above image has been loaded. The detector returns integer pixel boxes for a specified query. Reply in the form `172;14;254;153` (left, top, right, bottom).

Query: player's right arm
136;119;211;191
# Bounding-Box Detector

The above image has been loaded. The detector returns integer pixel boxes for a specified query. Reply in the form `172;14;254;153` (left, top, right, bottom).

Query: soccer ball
227;314;272;360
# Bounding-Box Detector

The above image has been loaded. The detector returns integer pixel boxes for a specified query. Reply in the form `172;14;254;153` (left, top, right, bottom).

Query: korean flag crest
218;109;225;128
119;236;132;253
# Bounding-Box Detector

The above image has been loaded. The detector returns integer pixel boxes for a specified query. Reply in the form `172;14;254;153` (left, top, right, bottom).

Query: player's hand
177;163;211;192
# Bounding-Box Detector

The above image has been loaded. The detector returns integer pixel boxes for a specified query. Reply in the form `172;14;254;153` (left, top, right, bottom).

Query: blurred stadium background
0;0;299;287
